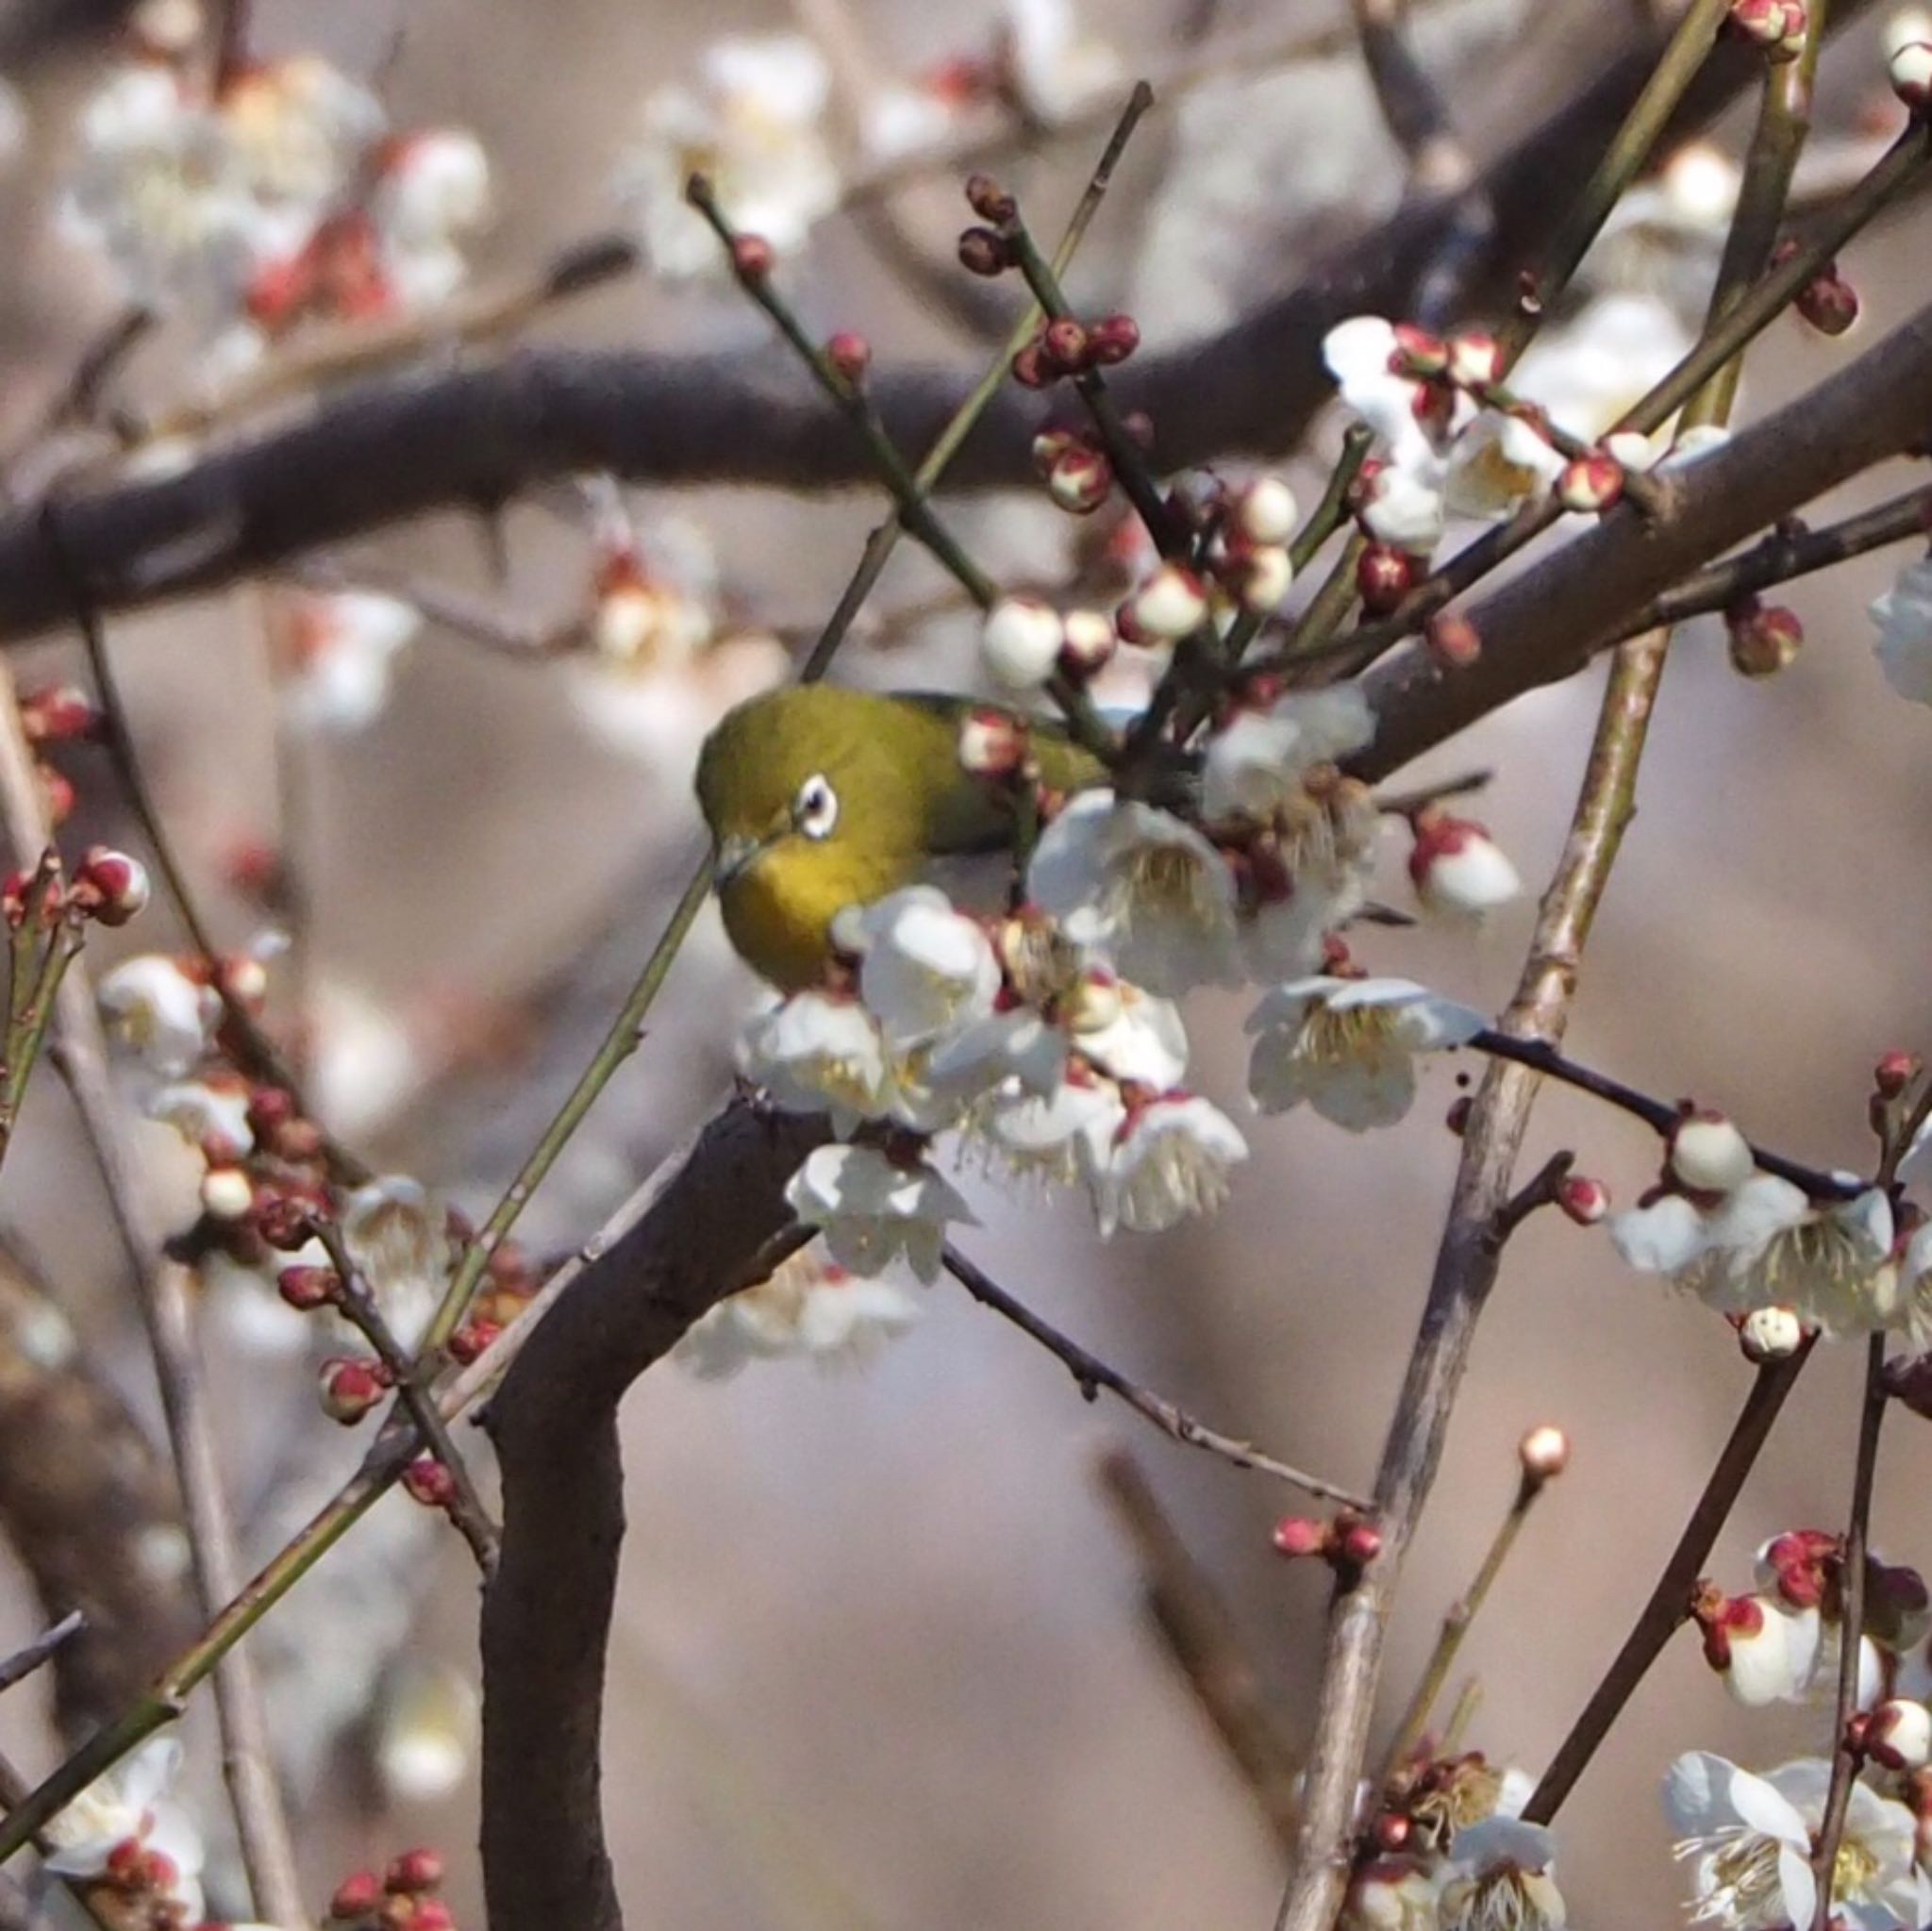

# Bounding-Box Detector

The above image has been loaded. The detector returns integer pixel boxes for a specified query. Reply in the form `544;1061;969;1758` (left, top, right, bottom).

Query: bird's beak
712;833;768;887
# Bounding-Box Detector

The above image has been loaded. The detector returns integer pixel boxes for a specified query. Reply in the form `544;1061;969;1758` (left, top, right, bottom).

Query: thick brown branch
478;1101;828;1931
0;14;1856;642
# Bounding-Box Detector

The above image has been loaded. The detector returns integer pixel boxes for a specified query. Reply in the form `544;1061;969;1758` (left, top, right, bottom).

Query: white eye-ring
792;773;840;841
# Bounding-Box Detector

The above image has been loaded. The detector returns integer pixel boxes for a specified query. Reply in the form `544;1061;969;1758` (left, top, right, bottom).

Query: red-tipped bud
1373;1814;1412;1854
448;1318;504;1365
1445;1094;1473;1136
1796;267;1859;337
1030;426;1080;477
1356;542;1416;614
1057;608;1117;679
1009;341;1052;389
729;233;774;280
385;1848;448;1895
19;684;101;744
1041;317;1090;375
957;707;1030;780
1337;1519;1384;1569
957;225;1008;275
964;173;1016;223
1046;445;1113;515
1893;40;1932;111
405;1901;457;1931
277;1264;341;1310
1869;1699;1932;1773
1127;563;1209;641
1390;324;1449;377
1878;1050;1921;1100
71;846;151;926
1557;450;1625;513
1725;598;1805;677
1272;1515;1329;1558
320;1356;391;1423
332;1870;385;1919
403;1457;458;1508
1446;331;1504;389
1518;1423;1572;1480
824;331;870;383
0;867;58;929
253;1183;327;1251
1087;313;1141;365
1729;0;1807;58
1424;609;1481;669
1557;1176;1609;1226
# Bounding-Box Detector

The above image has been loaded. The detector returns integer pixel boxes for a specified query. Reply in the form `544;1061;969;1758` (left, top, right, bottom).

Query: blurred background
0;0;1926;1925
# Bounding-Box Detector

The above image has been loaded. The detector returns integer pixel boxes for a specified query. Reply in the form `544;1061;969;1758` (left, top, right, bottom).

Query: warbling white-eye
694;686;1103;990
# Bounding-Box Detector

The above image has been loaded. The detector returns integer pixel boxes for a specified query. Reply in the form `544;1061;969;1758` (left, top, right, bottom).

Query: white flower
341;1174;447;1350
1246;977;1485;1130
144;1074;255;1159
676;1245;920;1377
275;591;422;734
1324;317;1453;472
1871;556;1932;705
1003;0;1123;125
1436;1818;1564;1931
1512;294;1698;439
1085;1092;1247;1237
1070;976;1190;1090
1439;413;1568;524
98;954;222;1077
1026;791;1241;992
614;35;839;279
980;1072;1127;1190
1700;1592;1824;1706
371;128;491;256
980;597;1064;691
220;55;385;208
1201;686;1375;824
43;1736;206;1919
844;887;1000;1051
1666;1752;1929;1931
785;1143;974;1283
739;991;896;1134
1358;459;1447;557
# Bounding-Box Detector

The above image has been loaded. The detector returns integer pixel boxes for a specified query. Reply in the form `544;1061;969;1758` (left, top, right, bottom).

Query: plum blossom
614;36;840;278
43;1736;207;1921
1246;977;1485;1130
785;1143;974;1282
1665;1752;1929;1931
1236;774;1382;982
1025;791;1241;992
98;954;223;1078
739;990;896;1134
1871;555;1932;704
1085;1092;1248;1237
144;1074;255;1159
273;590;423;735
1201;685;1375;824
1435;1818;1564;1931
1694;1587;1824;1706
676;1244;920;1376
841;887;1000;1051
979;1071;1129;1190
1003;0;1123;124
341;1174;447;1349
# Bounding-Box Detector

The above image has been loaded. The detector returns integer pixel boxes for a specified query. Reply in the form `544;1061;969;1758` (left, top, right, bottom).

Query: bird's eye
791;773;840;841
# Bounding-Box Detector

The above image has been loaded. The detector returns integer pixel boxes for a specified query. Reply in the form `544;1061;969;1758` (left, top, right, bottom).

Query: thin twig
0;669;306;1928
942;1244;1370;1508
0;1614;83;1698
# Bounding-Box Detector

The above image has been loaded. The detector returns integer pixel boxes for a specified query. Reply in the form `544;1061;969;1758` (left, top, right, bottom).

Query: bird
695;685;1102;990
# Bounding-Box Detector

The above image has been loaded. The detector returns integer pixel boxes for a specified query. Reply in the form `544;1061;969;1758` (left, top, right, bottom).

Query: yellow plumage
694;687;1102;989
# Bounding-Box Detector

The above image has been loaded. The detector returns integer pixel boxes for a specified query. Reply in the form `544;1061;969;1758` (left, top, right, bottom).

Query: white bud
1128;564;1209;642
1410;816;1522;918
201;1166;255;1222
1239;545;1295;614
1236;475;1300;545
1058;608;1117;676
1870;1698;1932;1771
1739;1305;1806;1362
1518;1423;1571;1479
1670;1112;1755;1194
980;597;1065;692
1890;39;1932;108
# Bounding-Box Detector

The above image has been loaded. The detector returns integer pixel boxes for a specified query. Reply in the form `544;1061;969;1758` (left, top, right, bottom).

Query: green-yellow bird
695;686;1103;990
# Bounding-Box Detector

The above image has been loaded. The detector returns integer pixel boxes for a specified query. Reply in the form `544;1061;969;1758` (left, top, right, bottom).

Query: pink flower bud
1557;450;1625;513
19;684;101;744
1557;1176;1609;1226
729;233;774;280
1725;598;1804;678
1425;610;1482;669
402;1457;458;1509
406;1901;457;1931
386;1849;448;1895
957;226;1008;275
1087;313;1141;365
1759;1528;1839;1609
1046;445;1114;515
1272;1515;1329;1558
1356;543;1416;615
1407;809;1522;918
448;1318;504;1365
1058;608;1116;678
1877;1050;1921;1100
980;597;1065;691
1740;1306;1807;1362
1128;564;1209;642
1446;331;1504;389
1030;426;1079;478
200;1166;254;1222
1892;40;1932;110
1519;1423;1571;1479
958;707;1029;780
1669;1110;1755;1194
332;1870;385;1919
1869;1699;1932;1772
1730;0;1805;57
1236;476;1299;545
72;847;151;926
1041;317;1089;375
1009;341;1052;390
1337;1520;1384;1569
278;1264;341;1310
1796;267;1859;336
320;1356;391;1423
964;173;1016;223
824;331;870;383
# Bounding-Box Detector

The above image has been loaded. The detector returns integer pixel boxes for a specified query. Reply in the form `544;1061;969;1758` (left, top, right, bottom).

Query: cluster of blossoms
675;1242;922;1377
43;1733;458;1927
58;0;490;389
1607;1107;1928;1341
612;0;1119;280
